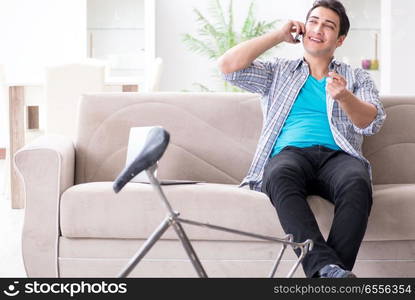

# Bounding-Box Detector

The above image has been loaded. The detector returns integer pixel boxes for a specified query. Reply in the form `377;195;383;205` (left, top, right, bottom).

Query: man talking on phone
218;0;386;278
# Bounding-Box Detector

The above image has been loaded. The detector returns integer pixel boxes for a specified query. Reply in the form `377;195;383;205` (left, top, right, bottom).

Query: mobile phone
294;32;303;42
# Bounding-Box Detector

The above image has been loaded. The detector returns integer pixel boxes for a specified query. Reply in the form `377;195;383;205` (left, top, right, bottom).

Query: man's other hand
327;71;350;102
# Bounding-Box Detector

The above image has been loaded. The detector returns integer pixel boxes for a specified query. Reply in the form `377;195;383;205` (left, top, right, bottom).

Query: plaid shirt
222;57;386;191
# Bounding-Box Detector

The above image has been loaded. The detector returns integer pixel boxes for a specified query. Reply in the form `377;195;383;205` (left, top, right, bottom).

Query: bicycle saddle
113;127;170;193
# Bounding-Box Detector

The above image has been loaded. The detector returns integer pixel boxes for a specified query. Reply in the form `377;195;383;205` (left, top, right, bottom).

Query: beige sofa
15;92;415;277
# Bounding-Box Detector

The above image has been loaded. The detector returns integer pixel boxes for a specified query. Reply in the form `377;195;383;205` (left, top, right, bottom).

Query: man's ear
336;35;346;48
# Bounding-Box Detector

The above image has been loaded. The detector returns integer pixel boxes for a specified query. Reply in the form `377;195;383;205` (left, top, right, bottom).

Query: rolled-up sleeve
221;58;278;96
352;68;387;136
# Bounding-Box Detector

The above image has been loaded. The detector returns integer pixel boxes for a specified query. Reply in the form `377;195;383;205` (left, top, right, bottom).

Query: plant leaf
182;0;279;92
182;33;218;59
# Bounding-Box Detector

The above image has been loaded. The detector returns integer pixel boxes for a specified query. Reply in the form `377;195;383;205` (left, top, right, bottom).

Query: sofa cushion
60;182;280;241
75;93;262;185
60;182;415;242
363;97;415;184
307;184;415;241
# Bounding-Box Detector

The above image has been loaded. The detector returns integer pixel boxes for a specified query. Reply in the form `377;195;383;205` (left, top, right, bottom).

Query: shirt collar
329;57;341;71
291;56;341;72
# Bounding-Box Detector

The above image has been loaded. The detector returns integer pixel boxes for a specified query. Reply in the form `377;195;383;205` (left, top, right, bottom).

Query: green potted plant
182;0;278;92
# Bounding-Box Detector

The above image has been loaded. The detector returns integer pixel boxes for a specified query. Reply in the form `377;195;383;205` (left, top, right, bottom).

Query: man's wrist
335;90;353;103
270;30;284;45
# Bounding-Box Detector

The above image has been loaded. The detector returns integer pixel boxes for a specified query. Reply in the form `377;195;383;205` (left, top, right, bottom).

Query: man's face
303;6;346;58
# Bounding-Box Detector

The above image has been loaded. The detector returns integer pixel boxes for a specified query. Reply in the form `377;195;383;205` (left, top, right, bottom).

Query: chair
44;59;106;141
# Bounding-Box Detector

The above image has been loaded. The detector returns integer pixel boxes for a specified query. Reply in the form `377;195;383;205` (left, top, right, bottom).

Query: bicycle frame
117;164;313;278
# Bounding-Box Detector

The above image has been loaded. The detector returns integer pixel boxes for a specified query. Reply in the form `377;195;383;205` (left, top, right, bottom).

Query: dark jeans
261;145;372;278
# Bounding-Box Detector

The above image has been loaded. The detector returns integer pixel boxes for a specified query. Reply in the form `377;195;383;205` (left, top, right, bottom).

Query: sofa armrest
14;135;75;277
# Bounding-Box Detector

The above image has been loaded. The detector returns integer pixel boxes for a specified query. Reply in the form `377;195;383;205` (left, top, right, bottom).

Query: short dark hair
306;0;350;37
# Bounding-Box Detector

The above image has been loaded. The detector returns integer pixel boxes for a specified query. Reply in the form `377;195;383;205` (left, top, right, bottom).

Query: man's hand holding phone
279;20;305;44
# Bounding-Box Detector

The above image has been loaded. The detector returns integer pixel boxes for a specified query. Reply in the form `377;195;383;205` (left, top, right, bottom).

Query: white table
7;78;140;209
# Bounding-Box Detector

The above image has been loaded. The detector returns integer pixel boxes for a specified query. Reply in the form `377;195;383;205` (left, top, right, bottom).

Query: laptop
126;127;202;185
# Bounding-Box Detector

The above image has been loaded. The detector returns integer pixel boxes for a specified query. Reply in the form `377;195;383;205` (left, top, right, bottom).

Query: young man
218;0;386;278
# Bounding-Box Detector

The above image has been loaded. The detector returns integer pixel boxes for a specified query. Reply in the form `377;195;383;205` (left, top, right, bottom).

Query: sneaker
318;264;357;278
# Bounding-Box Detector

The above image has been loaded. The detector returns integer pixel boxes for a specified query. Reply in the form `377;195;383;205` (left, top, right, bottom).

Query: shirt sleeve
352;68;387;136
221;58;279;97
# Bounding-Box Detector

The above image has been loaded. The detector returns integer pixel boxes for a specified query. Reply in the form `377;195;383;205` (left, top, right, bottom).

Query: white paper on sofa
126;126;158;183
126;126;202;185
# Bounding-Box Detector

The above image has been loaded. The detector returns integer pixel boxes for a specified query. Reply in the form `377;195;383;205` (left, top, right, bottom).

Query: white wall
0;0;87;83
381;0;415;95
0;66;7;148
0;0;87;147
156;0;313;92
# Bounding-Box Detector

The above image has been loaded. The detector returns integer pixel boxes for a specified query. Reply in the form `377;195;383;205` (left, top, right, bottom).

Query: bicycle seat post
146;164;177;217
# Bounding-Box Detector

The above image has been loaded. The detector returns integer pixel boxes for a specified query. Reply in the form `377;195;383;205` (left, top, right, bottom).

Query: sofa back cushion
363;96;415;184
75;93;262;184
75;93;415;185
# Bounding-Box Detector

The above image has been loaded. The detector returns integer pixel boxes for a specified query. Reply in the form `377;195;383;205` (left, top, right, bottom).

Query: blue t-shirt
271;75;341;157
